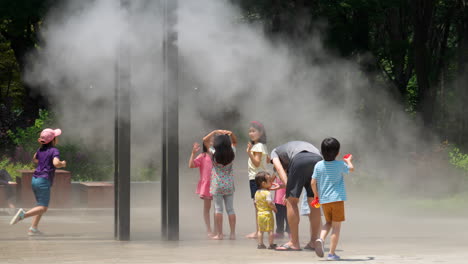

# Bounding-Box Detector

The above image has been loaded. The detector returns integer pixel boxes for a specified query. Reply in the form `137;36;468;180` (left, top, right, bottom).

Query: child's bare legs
24;206;48;229
257;231;264;246
203;199;213;236
212;213;223;240
319;221;341;255
268;231;274;246
329;222;341;255
246;202;258;239
320;221;332;241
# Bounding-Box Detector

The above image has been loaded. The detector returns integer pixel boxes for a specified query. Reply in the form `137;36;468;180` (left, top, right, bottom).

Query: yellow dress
255;189;274;232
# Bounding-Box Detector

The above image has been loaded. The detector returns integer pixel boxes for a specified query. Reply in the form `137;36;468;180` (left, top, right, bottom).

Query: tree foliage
235;0;468;149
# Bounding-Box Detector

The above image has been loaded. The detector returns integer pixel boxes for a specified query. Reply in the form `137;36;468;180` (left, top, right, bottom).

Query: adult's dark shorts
286;151;323;198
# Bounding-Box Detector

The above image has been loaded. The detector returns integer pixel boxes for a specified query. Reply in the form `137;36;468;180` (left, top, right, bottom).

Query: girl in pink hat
10;128;67;236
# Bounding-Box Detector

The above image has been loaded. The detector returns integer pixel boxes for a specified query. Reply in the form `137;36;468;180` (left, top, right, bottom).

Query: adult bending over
271;141;322;251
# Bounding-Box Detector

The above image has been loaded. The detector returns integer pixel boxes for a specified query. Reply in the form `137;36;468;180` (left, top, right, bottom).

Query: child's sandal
257;244;267;249
267;244;277;250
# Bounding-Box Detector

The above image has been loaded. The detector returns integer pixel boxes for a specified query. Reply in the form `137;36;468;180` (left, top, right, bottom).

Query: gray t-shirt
270;141;321;171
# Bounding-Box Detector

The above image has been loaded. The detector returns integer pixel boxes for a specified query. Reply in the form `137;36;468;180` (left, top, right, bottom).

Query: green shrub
0;156;34;181
5;109;115;182
132;165;159;181
58;143;114;182
7;109;54;156
5;109;159;182
449;146;468;173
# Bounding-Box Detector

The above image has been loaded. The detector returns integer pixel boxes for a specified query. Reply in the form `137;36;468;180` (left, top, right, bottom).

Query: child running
204;130;237;240
311;137;354;260
10;128;67;235
246;121;269;239
254;171;277;249
188;139;214;238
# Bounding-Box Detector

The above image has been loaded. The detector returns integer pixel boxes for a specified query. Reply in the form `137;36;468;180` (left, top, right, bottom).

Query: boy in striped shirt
311;137;354;261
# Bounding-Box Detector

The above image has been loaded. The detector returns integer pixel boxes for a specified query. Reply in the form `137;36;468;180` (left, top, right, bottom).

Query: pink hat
38;128;62;144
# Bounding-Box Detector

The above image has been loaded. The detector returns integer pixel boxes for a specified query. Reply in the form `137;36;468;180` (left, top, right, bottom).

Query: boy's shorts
286;152;322;198
322;201;345;222
32;177;51;207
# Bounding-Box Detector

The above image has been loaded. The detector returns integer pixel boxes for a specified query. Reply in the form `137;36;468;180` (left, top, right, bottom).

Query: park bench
16;170;72;208
79;182;114;208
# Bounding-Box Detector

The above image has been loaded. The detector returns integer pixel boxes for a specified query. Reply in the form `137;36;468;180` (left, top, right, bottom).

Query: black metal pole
115;0;131;241
114;57;119;240
162;0;179;241
161;39;168;238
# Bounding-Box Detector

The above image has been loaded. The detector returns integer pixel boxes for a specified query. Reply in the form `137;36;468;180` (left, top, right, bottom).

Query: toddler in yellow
254;171;277;249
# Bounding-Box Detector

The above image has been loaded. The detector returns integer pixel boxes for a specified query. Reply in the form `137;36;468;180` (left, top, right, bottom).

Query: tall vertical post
162;0;179;241
115;0;131;241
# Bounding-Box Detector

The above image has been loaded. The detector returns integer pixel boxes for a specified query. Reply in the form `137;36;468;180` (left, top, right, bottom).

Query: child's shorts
257;211;274;232
322;201;345;222
32;177;51;207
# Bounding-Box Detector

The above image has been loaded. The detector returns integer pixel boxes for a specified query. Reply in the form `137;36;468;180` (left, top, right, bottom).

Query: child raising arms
311;137;354;260
204;130;238;240
188;138;214;237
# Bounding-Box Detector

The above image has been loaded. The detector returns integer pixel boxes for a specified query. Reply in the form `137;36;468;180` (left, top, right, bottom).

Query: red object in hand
310;197;321;208
343;154;351;160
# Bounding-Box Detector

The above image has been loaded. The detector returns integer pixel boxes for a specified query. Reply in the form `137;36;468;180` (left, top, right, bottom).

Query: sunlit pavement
1;202;467;264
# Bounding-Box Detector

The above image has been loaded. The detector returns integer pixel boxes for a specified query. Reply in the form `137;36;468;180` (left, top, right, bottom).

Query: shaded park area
1;0;468;263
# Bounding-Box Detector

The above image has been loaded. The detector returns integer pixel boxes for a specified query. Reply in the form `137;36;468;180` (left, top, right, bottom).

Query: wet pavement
1;203;467;263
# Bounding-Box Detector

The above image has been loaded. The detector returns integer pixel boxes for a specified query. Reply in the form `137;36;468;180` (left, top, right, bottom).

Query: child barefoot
246;121;269;239
255;171;277;249
204;130;237;240
10;128;66;235
188;141;214;237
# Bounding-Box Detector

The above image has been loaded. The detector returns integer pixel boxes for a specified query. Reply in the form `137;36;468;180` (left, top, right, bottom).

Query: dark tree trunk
456;1;468;149
410;0;436;129
385;5;413;97
8;35;47;122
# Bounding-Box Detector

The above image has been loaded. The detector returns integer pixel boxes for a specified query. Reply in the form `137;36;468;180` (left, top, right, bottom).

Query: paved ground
1;164;467;263
1;197;467;263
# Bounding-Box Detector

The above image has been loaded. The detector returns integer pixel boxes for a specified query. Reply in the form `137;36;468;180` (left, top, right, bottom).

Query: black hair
255;171;270;188
250;121;267;144
202;143;208;153
40;138;56;149
321;137;340;161
213;134;235;165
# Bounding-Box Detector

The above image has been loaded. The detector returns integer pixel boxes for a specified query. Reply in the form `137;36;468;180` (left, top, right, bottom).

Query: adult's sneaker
327;253;341;261
9;208;25;225
314;238;325;257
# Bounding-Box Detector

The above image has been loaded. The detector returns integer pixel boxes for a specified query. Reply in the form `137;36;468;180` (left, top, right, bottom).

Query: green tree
0;0;55;120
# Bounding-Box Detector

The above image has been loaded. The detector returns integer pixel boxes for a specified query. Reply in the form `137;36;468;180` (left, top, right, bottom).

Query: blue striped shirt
312;160;349;204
